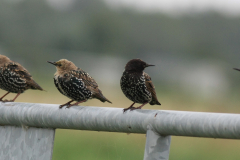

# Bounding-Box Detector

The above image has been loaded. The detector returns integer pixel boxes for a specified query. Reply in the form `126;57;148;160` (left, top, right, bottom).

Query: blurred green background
1;0;240;159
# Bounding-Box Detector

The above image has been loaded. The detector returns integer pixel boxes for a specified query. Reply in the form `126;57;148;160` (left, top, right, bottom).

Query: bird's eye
58;64;62;67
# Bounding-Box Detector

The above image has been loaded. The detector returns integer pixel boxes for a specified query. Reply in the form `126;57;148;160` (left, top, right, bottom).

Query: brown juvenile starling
0;55;44;102
120;59;161;112
47;59;112;108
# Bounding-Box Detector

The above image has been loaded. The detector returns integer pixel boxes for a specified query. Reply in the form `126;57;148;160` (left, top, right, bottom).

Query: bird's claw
130;107;139;111
2;99;13;103
59;105;65;109
66;105;72;108
123;106;136;113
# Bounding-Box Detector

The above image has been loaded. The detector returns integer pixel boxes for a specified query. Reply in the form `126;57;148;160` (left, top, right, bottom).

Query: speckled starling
47;59;112;108
0;55;44;102
120;59;161;112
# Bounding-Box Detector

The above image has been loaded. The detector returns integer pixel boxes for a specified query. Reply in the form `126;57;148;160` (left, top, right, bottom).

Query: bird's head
0;55;11;66
47;59;77;73
125;59;154;72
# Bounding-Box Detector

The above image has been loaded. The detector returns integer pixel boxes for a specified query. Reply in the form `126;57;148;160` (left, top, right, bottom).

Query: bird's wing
7;62;32;80
144;72;161;105
73;68;98;89
7;62;43;90
70;69;111;103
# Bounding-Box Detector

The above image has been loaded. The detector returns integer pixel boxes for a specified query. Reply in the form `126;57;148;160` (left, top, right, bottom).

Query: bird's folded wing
144;72;158;101
7;62;32;80
74;69;98;89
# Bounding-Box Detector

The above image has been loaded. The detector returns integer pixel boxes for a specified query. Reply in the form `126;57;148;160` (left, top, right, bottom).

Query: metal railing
1;102;240;160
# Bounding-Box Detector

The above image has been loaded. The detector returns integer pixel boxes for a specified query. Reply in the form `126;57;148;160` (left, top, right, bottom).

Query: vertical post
0;126;55;160
144;125;171;160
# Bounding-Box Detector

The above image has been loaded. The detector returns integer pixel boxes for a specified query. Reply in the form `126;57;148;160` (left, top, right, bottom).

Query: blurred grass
1;82;240;160
53;130;145;160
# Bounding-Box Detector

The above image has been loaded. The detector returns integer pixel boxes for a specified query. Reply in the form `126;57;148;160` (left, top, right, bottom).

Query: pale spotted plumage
0;55;43;102
0;63;28;93
120;59;161;112
121;71;152;104
48;59;111;108
54;69;93;102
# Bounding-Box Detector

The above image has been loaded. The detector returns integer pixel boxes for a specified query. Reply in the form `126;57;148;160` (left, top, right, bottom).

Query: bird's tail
93;89;112;103
150;99;161;105
28;79;45;91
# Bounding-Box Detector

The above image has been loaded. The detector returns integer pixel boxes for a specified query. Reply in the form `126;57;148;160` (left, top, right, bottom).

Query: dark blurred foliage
1;0;240;59
1;0;240;97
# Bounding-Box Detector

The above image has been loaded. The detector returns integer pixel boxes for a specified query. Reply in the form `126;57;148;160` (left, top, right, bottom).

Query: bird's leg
59;100;74;109
123;102;136;113
66;100;87;108
0;92;10;101
130;102;148;111
11;93;21;102
3;93;21;102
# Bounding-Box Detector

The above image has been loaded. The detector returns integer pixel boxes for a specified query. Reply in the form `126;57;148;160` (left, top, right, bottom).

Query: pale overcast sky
45;0;240;16
103;0;240;16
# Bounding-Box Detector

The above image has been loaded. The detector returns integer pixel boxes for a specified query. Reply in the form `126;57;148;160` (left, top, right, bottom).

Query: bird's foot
59;104;72;109
130;107;140;111
2;99;13;103
66;104;75;108
130;102;147;111
59;104;65;109
123;106;135;113
59;100;74;109
66;100;87;109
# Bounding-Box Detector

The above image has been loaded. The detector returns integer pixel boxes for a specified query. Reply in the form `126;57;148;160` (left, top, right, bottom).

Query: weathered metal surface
0;126;55;160
0;102;240;139
144;125;171;160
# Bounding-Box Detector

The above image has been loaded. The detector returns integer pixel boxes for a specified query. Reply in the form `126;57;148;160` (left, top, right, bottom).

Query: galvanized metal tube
0;102;240;139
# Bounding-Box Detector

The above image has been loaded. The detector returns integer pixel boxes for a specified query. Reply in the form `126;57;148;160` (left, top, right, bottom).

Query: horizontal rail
0;102;240;139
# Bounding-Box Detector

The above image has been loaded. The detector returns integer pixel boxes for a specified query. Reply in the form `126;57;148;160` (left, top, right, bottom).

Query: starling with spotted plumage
120;59;161;112
0;55;44;102
48;59;112;108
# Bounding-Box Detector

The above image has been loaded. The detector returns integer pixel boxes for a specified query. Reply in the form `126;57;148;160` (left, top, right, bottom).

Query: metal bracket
144;125;171;160
0;126;55;160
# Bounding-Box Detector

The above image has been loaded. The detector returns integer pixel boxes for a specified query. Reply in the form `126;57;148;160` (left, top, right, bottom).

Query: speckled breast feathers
54;69;93;101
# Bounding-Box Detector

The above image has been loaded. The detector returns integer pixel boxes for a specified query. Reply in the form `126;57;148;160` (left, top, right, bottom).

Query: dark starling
120;59;161;112
0;55;44;102
47;59;112;108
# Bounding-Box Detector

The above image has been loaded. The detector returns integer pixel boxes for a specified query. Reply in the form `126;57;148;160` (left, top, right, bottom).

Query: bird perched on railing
0;55;44;102
120;59;161;112
47;59;112;108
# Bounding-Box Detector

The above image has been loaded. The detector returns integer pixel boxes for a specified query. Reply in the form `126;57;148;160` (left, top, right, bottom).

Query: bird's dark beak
234;68;240;72
146;64;155;67
47;61;57;66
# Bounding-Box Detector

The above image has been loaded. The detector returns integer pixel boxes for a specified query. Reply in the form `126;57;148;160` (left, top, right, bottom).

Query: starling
0;55;44;102
47;59;112;108
120;59;161;112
